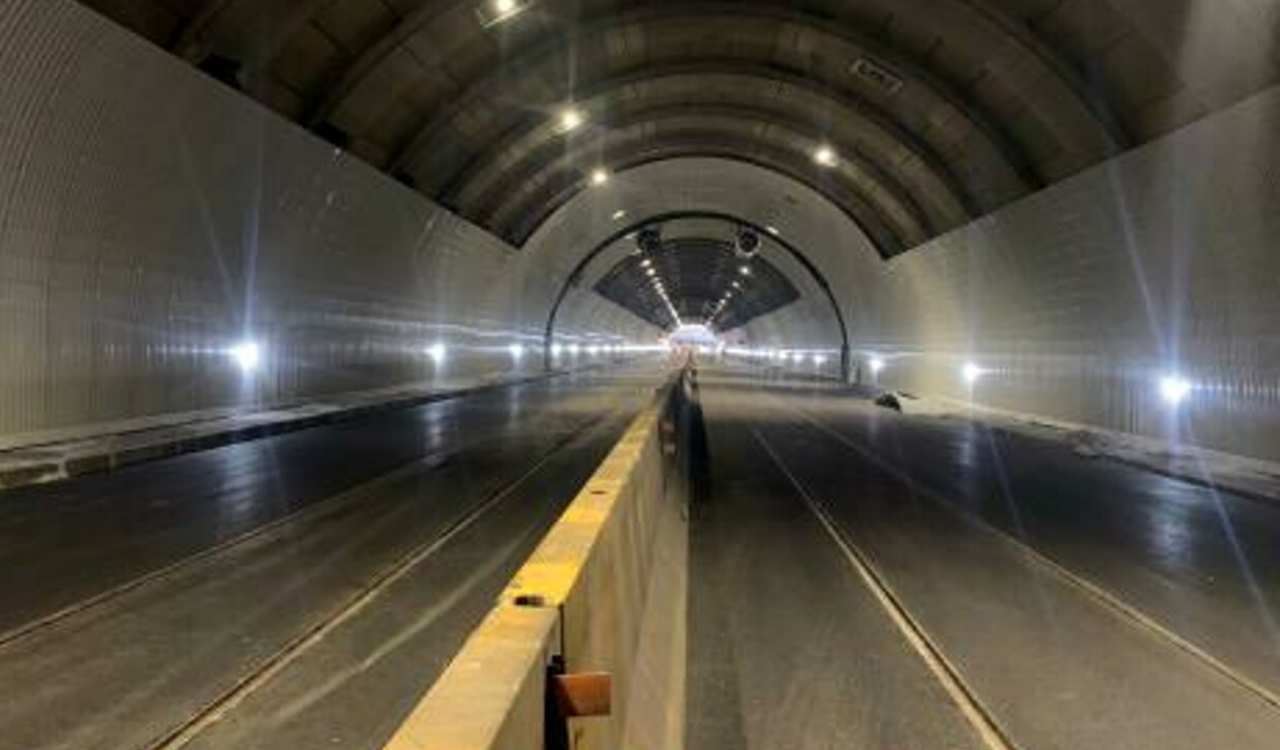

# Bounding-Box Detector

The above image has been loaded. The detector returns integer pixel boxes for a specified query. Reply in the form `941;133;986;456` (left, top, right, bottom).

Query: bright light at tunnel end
228;341;261;373
1159;374;1193;406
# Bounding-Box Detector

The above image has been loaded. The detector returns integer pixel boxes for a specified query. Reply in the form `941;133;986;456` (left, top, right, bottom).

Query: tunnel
2;1;1280;748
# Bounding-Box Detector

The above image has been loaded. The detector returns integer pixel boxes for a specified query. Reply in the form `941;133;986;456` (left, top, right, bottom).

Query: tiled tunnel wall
0;0;656;442
866;86;1280;461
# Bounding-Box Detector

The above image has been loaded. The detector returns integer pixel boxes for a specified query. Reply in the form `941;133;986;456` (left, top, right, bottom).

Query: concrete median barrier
382;368;697;750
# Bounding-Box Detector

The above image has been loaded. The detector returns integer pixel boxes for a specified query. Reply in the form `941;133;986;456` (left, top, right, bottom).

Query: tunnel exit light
1159;375;1193;406
229;341;261;373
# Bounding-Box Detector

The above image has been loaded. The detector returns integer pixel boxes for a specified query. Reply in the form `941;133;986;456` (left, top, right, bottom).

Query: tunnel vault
79;0;1277;260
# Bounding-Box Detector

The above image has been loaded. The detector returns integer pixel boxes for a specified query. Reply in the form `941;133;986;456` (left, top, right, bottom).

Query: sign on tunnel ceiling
592;237;800;332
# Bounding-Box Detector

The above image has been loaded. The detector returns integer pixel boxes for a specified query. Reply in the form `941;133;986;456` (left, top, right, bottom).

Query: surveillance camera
734;228;760;258
636;226;662;255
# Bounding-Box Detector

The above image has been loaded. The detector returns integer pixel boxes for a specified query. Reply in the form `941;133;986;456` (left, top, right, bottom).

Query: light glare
427;343;447;363
229;341;260;373
963;362;983;385
590;168;609;186
1160;375;1192;405
869;356;885;375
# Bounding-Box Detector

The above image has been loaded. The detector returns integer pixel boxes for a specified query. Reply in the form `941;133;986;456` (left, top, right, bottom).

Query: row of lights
707;264;754;326
640;256;682;327
224;338;620;374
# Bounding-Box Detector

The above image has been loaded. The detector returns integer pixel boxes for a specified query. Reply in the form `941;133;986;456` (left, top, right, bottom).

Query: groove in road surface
752;428;1018;750
141;408;621;750
780;398;1280;715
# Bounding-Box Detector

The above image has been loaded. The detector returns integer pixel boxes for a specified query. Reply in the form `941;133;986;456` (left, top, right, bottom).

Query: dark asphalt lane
0;368;645;638
0;367;662;750
745;369;1280;700
692;369;1280;749
688;384;987;750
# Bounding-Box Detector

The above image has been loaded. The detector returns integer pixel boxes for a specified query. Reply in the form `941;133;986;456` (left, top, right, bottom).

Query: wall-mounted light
229;341;261;373
427;343;447;364
962;362;983;385
1159;374;1192;406
612;209;627;220
590;168;609;186
739;265;752;276
550;343;563;358
869;356;885;376
509;343;526;360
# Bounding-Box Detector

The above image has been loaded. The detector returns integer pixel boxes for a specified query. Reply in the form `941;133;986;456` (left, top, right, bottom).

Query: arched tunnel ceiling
83;0;1280;257
592;236;801;331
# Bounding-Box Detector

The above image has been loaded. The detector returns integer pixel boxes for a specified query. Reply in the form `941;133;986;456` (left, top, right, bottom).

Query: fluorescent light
1159;375;1192;405
229;341;260;373
813;145;838;167
590;168;609;186
766;225;780;235
612;209;627;220
640;258;652;267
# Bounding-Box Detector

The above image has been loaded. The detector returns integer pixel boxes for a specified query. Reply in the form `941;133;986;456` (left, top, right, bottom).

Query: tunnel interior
4;2;1280;750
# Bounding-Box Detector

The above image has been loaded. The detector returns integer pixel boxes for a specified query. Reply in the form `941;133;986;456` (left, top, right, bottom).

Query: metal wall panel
0;0;655;442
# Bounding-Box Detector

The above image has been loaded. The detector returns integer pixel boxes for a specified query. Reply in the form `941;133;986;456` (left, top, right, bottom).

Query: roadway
0;365;665;750
688;367;1280;749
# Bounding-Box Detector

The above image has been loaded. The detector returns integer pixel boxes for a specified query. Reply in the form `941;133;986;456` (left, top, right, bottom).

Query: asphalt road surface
687;367;1280;749
0;365;665;750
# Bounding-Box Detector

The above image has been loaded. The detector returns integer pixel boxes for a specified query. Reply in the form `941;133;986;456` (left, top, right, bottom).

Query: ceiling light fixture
558;107;584;133
590;168;609;186
813;145;838;167
477;0;529;27
612;209;627;220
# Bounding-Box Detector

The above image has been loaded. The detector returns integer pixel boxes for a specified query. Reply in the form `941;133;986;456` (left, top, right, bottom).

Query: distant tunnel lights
229;341;260;373
1160;375;1193;406
590;168;610;186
